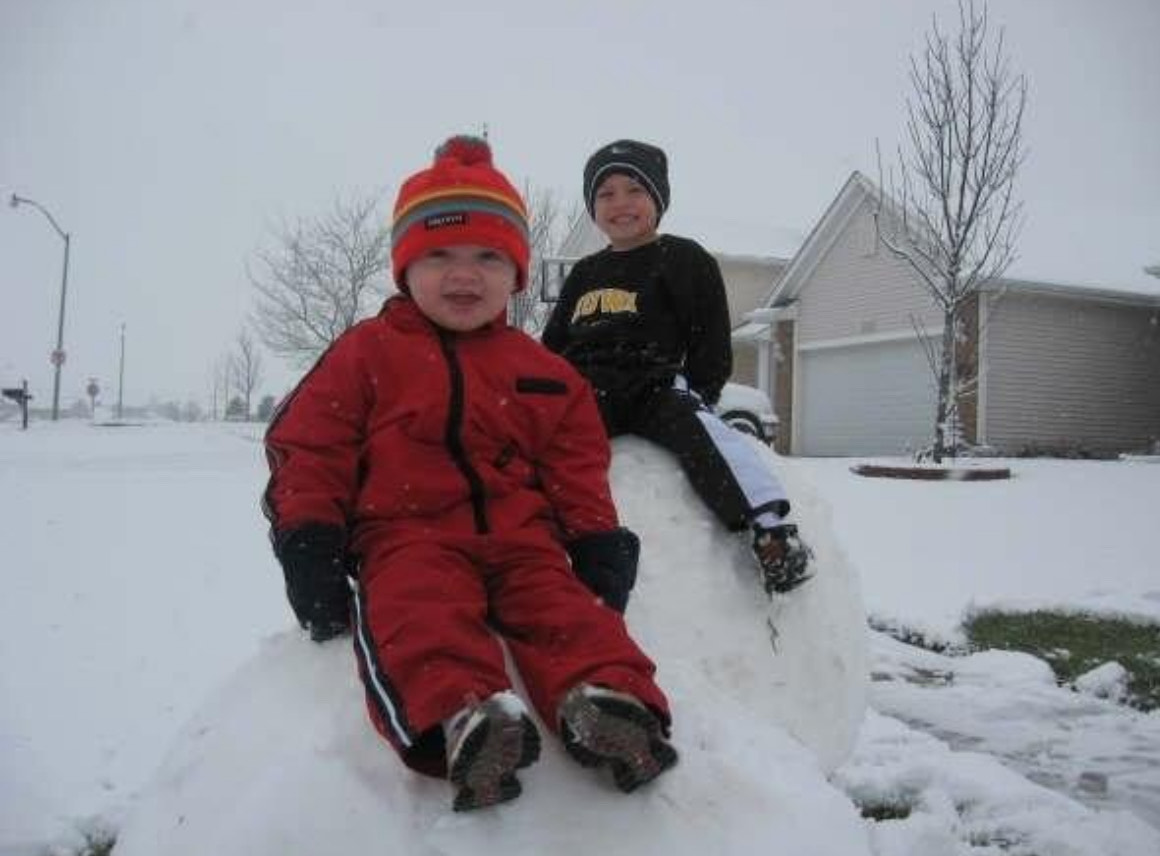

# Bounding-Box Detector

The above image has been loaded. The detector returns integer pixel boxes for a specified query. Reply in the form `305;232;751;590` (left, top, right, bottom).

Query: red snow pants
350;526;670;777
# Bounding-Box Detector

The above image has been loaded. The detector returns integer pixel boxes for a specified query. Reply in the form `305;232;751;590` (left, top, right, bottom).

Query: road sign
50;349;67;366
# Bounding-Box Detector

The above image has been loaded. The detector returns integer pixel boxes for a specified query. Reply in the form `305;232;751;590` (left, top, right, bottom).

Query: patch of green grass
85;833;115;856
964;610;1160;712
40;828;116;856
857;799;913;821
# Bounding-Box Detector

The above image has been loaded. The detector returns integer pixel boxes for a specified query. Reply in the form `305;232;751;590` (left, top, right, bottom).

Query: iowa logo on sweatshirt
570;287;639;323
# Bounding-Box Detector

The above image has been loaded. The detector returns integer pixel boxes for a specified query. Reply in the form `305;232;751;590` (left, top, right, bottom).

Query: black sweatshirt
541;235;732;406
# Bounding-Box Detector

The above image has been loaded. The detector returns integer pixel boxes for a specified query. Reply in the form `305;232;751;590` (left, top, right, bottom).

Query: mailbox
2;381;32;429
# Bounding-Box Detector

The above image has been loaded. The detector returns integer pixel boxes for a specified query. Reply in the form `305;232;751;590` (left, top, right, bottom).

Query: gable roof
765;171;890;308
766;172;1160;310
558;215;607;258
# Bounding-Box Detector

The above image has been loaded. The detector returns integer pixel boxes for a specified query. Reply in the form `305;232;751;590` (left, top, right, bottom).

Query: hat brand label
425;212;468;229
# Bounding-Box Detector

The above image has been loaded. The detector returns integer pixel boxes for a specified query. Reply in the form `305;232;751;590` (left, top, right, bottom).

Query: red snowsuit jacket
264;296;620;552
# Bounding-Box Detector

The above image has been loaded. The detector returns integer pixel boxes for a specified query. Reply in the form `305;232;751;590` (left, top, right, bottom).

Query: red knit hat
391;136;530;290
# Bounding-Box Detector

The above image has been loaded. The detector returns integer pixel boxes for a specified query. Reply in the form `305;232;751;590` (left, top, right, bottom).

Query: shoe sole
561;694;678;793
767;567;814;594
756;541;814;595
449;712;541;812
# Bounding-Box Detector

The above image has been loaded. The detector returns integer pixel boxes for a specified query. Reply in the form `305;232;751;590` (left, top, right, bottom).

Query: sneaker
558;684;678;793
445;691;541;812
752;524;813;594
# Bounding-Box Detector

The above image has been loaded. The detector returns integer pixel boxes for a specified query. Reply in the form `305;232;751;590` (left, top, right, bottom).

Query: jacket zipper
438;333;490;534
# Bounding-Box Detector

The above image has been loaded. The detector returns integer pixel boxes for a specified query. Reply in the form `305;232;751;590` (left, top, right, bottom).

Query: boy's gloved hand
274;523;353;642
566;527;640;613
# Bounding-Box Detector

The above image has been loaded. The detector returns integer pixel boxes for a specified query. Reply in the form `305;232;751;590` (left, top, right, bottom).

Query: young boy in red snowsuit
263;137;677;811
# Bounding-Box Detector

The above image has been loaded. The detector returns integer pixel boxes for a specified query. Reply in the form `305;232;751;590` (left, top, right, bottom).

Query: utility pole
117;323;126;420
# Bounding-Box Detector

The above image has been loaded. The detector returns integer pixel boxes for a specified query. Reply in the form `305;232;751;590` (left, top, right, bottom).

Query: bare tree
228;329;264;420
182;400;203;422
250;193;392;367
508;184;583;335
875;0;1027;463
210;356;230;421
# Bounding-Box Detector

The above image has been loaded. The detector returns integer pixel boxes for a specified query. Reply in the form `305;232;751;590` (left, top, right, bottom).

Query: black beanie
583;139;670;220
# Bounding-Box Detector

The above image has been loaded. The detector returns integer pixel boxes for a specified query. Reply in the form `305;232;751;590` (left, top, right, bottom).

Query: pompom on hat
583;139;670;221
391;136;530;290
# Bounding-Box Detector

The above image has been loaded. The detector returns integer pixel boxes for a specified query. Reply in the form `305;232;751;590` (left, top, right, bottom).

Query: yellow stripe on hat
393;186;527;223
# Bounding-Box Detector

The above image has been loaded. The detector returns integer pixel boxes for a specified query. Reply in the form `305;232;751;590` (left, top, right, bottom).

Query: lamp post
10;193;71;421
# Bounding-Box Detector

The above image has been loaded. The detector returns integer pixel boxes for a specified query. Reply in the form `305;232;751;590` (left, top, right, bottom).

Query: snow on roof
557;216;606;258
769;172;1160;308
987;275;1160;306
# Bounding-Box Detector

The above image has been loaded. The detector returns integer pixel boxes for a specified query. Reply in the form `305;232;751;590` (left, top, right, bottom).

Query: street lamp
10;193;72;421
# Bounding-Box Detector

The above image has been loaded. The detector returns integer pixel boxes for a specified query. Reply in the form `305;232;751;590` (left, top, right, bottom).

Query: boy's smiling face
406;244;516;331
593;173;659;251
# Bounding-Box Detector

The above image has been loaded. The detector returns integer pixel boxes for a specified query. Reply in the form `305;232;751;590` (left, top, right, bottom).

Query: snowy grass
866;614;968;654
869;607;1160;712
965;610;1160;712
61;834;114;856
36;823;116;856
857;799;913;821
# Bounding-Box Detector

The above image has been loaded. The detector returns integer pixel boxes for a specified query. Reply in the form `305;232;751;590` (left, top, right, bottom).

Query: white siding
724;256;784;389
720;256;782;324
796;199;942;345
983;293;1160;454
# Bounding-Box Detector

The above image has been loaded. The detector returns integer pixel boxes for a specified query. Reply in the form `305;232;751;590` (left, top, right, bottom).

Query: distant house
743;173;1160;457
552;177;1160;457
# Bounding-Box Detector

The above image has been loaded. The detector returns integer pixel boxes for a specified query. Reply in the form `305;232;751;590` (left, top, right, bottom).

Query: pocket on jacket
515;377;568;396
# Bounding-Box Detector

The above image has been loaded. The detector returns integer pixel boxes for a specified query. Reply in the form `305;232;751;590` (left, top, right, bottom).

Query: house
551;176;1160;458
742;173;1160;457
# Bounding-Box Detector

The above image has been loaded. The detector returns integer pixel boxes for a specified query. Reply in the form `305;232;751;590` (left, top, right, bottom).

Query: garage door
797;337;937;456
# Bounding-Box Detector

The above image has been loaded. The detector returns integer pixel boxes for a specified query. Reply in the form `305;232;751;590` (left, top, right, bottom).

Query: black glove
566;527;640;613
273;523;353;642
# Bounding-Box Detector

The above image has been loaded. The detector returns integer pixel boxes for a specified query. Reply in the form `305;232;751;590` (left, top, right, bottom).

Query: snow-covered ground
1;421;1158;855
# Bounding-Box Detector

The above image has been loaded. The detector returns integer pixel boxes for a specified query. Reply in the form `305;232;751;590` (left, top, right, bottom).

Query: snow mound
1074;661;1130;703
610;437;868;772
114;438;870;855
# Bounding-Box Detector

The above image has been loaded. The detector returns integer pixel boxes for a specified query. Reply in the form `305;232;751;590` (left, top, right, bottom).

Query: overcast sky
3;0;1158;406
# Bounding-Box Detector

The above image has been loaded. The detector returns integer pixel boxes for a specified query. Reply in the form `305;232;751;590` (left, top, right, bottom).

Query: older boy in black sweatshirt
543;139;811;595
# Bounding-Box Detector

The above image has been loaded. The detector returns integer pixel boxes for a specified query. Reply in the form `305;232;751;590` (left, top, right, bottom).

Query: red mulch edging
850;463;1012;481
